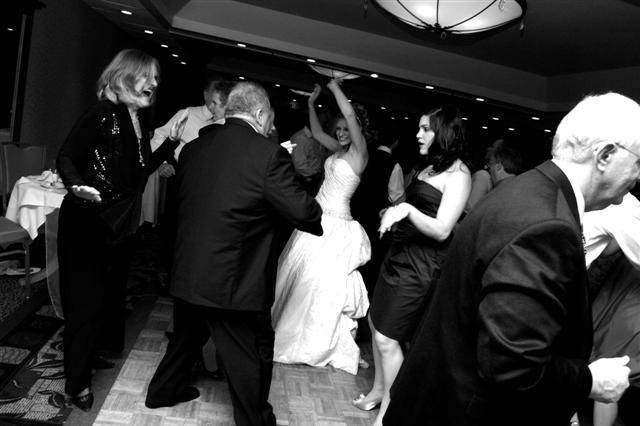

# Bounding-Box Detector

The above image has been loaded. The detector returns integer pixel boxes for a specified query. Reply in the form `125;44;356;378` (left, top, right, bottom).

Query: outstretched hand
308;84;321;105
378;203;410;238
70;185;102;202
169;109;189;142
326;78;344;92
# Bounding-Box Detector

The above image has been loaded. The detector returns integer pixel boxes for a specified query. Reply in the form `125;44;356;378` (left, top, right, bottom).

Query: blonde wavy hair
96;49;159;103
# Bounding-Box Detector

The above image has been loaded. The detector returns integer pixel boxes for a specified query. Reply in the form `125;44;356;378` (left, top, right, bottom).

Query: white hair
552;92;640;163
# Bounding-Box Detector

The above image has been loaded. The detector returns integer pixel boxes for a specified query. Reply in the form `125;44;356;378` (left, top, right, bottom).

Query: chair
0;217;33;297
2;143;47;199
0;143;46;298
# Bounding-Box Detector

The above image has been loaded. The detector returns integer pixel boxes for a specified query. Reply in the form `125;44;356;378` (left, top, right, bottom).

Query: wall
20;0;131;164
547;66;640;111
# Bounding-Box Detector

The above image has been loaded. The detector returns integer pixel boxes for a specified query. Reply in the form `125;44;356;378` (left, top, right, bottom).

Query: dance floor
93;297;378;426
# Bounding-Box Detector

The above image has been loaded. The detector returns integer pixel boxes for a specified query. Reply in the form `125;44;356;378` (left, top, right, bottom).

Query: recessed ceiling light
275;84;280;87
144;30;153;35
544;129;552;133
482;125;488;129
318;104;323;108
160;44;168;48
306;58;316;63
531;116;540;121
461;117;468;121
380;106;386;110
348;99;351;103
476;97;485;102
7;27;14;32
237;43;247;48
180;61;186;65
121;10;132;15
404;116;409;120
508;127;515;131
239;76;245;80
492;117;499;121
171;53;178;58
391;116;395;120
370;73;379;78
425;85;434;90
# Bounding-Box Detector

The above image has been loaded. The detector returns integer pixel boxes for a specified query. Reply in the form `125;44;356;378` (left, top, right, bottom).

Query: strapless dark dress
369;179;450;342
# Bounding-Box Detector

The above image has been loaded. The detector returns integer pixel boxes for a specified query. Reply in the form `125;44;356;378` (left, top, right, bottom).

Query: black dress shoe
67;391;94;412
92;356;115;370
145;386;200;409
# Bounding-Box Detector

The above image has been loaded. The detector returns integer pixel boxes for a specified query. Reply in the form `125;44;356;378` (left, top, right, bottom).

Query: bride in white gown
272;79;371;375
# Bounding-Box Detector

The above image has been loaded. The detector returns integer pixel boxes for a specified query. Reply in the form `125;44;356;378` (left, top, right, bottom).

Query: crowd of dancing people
55;48;640;426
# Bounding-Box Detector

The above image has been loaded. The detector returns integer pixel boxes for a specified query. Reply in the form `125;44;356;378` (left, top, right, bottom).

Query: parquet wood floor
94;298;378;425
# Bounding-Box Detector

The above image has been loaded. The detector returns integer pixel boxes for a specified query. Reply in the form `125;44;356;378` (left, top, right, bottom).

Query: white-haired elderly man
146;81;322;426
382;92;640;426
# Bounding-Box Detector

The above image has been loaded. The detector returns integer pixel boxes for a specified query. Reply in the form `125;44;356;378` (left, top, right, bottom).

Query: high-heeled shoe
67;391;94;412
352;393;381;411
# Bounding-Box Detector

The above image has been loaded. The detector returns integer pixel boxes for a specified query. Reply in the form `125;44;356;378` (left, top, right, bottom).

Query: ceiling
227;0;640;77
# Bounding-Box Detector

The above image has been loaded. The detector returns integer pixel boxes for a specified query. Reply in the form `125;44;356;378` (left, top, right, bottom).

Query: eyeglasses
614;142;640;161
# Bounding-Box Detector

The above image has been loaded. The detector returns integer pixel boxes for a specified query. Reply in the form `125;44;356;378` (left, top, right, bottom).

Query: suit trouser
146;298;276;426
59;199;131;395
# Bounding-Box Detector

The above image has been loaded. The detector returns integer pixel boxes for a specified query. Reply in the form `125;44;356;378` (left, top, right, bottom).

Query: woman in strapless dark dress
352;107;471;426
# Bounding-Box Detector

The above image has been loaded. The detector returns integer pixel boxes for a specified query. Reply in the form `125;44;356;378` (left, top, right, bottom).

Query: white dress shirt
150;105;213;160
584;193;640;269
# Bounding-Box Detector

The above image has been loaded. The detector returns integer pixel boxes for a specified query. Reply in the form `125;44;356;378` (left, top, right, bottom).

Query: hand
158;163;175;178
169;109;189;142
308;84;321;105
70;185;102;202
280;140;297;154
326;78;343;92
378;203;410;238
588;355;630;403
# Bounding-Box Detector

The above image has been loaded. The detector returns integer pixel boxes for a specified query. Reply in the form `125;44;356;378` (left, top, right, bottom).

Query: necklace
129;110;145;168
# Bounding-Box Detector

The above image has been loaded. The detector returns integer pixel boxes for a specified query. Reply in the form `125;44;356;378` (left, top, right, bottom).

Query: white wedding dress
272;154;371;374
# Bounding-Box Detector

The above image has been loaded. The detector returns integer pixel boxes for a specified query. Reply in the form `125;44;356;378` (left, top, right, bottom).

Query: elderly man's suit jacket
171;117;322;312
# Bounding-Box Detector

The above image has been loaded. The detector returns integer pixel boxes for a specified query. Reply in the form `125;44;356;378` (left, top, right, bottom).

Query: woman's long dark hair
421;106;468;174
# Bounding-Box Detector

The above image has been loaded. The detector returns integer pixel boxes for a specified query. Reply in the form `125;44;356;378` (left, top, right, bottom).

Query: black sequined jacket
57;100;178;239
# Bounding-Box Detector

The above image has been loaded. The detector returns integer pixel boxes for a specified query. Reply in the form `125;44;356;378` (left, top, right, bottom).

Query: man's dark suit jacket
170;117;323;312
384;161;593;426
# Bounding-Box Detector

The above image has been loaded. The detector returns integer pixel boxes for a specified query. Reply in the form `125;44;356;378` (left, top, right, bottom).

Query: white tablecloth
5;175;66;318
5;176;66;239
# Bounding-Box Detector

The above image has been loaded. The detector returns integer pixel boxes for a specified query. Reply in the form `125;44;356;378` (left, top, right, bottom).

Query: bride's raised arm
308;84;341;152
327;79;367;162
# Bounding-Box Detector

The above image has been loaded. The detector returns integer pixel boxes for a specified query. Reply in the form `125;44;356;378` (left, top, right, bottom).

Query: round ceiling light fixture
373;0;526;38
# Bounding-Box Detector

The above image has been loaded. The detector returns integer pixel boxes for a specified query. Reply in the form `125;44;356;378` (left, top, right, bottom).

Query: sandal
352;393;381;411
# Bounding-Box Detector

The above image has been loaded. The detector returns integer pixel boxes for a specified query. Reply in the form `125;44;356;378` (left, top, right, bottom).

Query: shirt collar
201;105;213;120
551;159;585;224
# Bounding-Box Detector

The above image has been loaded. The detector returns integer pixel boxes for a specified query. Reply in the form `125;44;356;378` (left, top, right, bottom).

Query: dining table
4;171;66;318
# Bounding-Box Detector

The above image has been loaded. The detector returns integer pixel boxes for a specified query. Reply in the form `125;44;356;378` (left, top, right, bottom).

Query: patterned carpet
0;277;46;324
0;304;68;425
94;298;378;426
